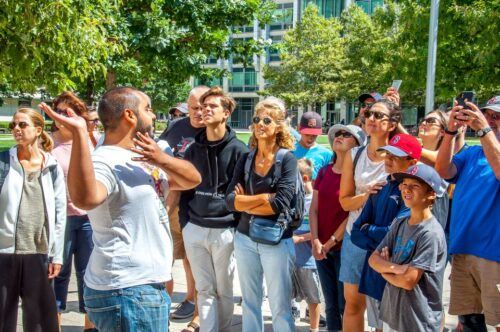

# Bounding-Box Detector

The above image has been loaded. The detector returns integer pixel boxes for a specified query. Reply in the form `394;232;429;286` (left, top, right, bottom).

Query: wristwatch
330;235;337;245
477;127;492;138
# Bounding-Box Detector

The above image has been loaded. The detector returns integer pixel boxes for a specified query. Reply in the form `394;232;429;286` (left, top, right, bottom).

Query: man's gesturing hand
131;132;167;167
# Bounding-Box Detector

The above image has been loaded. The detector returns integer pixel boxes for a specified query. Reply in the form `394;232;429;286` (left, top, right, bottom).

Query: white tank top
346;145;387;234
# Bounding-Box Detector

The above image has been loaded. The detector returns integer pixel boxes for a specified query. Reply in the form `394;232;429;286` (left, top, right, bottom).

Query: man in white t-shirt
43;87;201;331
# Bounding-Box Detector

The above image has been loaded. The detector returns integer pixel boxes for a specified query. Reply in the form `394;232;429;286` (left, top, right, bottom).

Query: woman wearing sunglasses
0;108;66;331
40;91;97;331
339;99;403;332
226;98;297;331
310;124;366;331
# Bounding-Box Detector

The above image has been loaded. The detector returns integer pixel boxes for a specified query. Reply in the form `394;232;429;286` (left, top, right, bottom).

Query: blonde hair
248;98;294;150
16;108;54;152
297;158;313;179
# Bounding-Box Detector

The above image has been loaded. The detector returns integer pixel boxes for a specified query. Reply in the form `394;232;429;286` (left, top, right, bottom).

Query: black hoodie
179;126;248;229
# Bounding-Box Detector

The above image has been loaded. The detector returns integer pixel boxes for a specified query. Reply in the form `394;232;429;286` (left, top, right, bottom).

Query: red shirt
313;164;348;250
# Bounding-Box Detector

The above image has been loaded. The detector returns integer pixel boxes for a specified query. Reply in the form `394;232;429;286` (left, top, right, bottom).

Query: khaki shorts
449;254;500;326
169;205;186;260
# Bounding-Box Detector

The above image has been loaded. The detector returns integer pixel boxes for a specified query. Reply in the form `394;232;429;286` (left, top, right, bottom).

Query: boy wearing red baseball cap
350;133;423;330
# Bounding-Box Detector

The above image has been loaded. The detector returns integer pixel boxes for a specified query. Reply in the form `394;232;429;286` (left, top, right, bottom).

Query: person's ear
35;126;43;137
409;159;417;166
427;190;437;202
123;109;137;126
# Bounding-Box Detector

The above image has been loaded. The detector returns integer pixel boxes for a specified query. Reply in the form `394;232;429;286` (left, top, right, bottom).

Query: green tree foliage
263;0;499;107
262;5;345;107
1;0;274;106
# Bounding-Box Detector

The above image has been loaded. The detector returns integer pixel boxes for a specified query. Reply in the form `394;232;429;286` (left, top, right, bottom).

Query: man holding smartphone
435;96;500;331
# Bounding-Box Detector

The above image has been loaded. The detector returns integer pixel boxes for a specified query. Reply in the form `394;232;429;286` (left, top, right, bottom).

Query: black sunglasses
361;102;374;109
9;121;31;130
334;131;353;138
419;117;442;127
88;119;100;124
364;109;389;120
252;116;273;126
55;108;69;117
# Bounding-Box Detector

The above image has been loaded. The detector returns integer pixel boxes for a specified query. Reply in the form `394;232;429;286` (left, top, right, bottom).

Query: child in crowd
368;164;447;332
350;134;421;331
291;158;323;332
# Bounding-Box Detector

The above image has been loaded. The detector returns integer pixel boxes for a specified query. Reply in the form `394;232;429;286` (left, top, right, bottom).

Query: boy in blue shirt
293;112;333;180
291;159;323;332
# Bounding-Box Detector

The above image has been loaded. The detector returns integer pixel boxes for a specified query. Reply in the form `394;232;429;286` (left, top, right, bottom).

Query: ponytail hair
15;108;54;152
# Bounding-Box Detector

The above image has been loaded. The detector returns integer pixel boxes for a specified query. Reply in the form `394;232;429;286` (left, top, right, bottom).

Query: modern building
194;0;385;130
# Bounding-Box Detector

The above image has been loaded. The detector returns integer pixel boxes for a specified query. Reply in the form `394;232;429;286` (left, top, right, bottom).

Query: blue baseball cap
393;164;447;197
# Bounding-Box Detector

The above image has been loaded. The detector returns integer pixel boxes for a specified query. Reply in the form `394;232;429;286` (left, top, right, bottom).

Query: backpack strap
352;145;366;175
244;150;257;195
271;148;289;187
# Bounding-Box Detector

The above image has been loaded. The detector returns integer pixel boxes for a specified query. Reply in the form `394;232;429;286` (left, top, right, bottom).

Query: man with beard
42;87;201;331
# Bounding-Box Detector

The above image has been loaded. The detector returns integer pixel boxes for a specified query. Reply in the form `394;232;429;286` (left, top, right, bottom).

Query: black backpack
243;148;305;231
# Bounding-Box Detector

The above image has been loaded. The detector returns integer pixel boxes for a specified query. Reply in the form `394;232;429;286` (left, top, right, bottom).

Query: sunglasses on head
334;131;353;138
9;121;31;130
361;102;374;109
252;116;273;126
363;109;389;120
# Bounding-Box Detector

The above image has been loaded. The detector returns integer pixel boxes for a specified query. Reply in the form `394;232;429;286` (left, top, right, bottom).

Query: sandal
181;321;200;332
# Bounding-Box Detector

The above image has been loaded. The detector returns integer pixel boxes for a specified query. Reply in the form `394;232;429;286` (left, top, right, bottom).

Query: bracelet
444;128;458;136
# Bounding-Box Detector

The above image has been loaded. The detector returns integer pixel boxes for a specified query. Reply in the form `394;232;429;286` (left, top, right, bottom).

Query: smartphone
456;91;477;110
391;80;402;91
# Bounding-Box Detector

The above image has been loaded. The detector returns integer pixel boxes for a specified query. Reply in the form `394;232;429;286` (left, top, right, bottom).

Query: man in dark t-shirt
159;86;209;328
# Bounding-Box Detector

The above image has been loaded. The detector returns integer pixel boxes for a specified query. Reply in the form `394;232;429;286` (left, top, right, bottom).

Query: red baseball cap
377;134;422;160
299;111;323;135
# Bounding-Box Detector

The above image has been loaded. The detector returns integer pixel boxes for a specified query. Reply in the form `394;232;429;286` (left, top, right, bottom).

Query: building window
268;35;282;62
193;76;222;87
229;68;258;92
302;0;344;18
355;0;384;14
231;98;258;129
232;25;254;34
205;56;218;64
270;2;294;31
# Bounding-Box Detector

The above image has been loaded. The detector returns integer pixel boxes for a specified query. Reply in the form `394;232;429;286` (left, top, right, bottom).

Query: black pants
0;254;58;332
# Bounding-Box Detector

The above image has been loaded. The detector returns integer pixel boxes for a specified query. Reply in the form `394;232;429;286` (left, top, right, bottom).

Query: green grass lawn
0;133;481;152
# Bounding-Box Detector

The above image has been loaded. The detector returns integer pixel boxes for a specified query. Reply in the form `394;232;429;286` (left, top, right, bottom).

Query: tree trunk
85;77;94;105
105;69;117;90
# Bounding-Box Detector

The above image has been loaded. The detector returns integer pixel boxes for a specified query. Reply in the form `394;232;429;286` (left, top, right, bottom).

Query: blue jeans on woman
316;249;345;331
234;231;296;332
54;214;94;313
83;283;170;332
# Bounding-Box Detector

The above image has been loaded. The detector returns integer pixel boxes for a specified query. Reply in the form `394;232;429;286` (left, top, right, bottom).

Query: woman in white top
339;99;403;332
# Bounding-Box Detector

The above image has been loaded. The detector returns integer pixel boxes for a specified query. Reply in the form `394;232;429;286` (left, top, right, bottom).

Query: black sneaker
170;300;195;319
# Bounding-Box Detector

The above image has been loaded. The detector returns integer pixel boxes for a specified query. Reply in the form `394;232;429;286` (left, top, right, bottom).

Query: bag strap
271;148;289;187
352;145;366;175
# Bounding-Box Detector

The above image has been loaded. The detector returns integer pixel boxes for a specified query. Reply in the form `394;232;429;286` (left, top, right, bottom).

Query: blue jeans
83;283;170;332
54;215;94;313
317;250;344;331
234;231;295;332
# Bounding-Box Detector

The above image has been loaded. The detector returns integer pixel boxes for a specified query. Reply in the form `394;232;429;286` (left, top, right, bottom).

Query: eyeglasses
334;131;353;138
419;117;442;127
361;102;374;109
87;119;99;124
483;110;498;120
55;108;69;117
252;116;273;126
9;121;31;130
364;109;389;120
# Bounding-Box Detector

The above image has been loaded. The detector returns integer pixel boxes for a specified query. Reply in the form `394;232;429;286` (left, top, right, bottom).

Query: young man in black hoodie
181;86;248;332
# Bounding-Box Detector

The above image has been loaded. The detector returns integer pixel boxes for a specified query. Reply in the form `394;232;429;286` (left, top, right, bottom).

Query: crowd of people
0;85;498;332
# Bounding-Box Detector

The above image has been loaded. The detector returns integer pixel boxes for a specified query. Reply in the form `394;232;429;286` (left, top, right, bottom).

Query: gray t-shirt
15;170;48;254
378;216;447;332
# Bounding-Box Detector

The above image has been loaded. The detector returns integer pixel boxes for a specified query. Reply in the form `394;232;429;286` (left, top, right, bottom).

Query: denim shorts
339;232;367;285
84;283;170;332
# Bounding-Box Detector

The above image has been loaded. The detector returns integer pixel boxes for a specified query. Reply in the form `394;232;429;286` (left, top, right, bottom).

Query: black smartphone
456;91;477;110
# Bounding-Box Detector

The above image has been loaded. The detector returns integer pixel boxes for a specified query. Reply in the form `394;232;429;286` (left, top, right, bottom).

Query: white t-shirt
84;145;173;290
